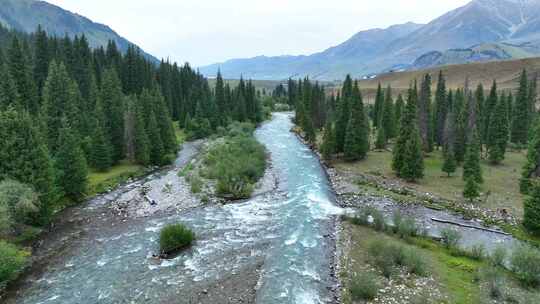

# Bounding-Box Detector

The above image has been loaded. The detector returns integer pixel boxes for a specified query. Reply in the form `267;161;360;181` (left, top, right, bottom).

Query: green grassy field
341;223;540;304
87;161;145;196
335;149;527;217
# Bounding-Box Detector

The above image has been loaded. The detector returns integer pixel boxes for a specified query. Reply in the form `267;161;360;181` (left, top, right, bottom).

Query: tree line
0;24;263;231
285;70;540;235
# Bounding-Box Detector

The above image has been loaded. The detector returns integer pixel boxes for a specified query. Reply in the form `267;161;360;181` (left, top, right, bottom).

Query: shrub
403;248;429;276
469;244;486;261
489;246;507;268
190;175;203;194
510;245;540;287
397;217;419;239
479;267;505;299
368;240;396;278
367;240;429;277
392;210;403;233
204;132;266;199
0;180;40;227
440;228;461;250
350;273;379;300
159;223;195;255
372;209;386;232
0;241;28;286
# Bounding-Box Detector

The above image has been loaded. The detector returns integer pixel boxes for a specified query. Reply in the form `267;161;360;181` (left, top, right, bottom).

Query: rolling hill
0;0;158;62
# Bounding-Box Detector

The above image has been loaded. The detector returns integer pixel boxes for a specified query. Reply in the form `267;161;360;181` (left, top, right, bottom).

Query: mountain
410;42;540;70
199;22;424;81
201;0;540;80
0;0;158;62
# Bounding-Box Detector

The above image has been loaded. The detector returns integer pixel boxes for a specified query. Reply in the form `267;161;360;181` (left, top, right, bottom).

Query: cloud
45;0;471;66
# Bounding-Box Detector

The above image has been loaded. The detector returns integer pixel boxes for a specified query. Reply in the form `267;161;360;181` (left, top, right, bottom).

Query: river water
9;113;343;304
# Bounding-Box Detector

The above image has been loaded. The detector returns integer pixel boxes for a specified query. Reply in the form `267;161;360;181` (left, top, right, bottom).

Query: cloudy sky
45;0;471;67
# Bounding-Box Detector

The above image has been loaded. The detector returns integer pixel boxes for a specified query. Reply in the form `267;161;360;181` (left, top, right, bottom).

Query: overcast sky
45;0;471;67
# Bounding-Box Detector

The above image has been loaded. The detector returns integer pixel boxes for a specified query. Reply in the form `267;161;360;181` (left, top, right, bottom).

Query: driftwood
431;218;511;236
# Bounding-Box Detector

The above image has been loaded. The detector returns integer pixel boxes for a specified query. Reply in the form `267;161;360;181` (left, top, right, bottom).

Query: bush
0;180;40;227
350;273;379;300
190;175;203;194
159;223;195;255
510;245;540;287
469;244;486;261
392;210;403;233
489;246;507;268
203;131;266;199
403;248;429;276
0;241;28;286
440;228;461;250
367;240;429;278
396;217;419;239
479;267;505;299
368;240;396;278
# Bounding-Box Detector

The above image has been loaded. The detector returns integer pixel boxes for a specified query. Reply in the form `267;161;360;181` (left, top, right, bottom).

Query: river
6;113;343;304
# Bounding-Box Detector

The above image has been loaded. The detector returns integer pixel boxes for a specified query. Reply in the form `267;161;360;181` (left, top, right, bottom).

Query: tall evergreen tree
344;82;369;161
520;119;540;194
475;84;486;146
463;177;480;202
483;81;498;147
89;99;112;171
100;68;125;162
394;94;404;128
134;100;150;166
442;144;457;177
511;70;530;145
33;25;50;97
434;71;447;148
336;75;353;153
463;129;483;184
147;109;165;165
453;90;467;163
393;81;424;181
381;85;396;139
54;118;88;202
373;83;384;128
8;36;38;114
418;74;433;152
524;181;540;235
487;92;509;164
320;120;336;160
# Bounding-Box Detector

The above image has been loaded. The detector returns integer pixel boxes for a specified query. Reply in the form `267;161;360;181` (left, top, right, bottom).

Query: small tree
375;127;387;150
524;182;540;235
463;129;483;184
463;177;480;202
442;146;457;177
320;121;336;160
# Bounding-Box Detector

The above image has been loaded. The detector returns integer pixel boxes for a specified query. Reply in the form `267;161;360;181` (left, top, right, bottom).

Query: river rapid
6;113;343;304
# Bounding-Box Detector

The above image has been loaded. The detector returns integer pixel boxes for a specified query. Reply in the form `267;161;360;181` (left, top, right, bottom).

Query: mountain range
200;0;540;80
0;0;158;62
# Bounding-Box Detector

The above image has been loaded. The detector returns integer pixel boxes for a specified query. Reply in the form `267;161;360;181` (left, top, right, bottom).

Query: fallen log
431;218;511;236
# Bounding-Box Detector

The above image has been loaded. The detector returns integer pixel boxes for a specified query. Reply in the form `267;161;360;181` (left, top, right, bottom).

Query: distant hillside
0;0;158;62
201;0;540;80
358;56;540;91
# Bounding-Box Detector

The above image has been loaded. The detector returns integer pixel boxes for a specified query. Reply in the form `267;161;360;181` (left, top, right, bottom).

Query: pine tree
33;25;50;97
375;127;387;150
393;81;424;181
336;75;353;153
524;181;540;235
434;71;447;148
453;90;467;163
520;119;540;194
381;85;396;139
55;118;88;202
475;84;486;146
320;120;336;160
487;93;509;164
0;63;20;109
100;68;125;162
442;145;457;177
344;82;369;161
511;70;530;145
134;101;150;166
483;81;498;147
463;129;483;184
89;99;111;171
7;37;38;114
394;94;404;128
463;177;480;202
0;107;58;224
373;83;384;128
418;74;433;152
147;109;165;165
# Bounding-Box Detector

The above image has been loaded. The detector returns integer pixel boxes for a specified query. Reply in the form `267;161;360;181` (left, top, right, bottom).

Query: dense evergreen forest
0;23;263;241
287;71;540;235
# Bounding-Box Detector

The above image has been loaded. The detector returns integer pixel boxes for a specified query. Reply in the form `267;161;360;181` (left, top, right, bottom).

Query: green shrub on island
203;124;266;199
0;241;28;287
159;224;195;255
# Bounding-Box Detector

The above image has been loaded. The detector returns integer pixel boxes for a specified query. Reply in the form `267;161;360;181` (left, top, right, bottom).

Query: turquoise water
11;113;342;304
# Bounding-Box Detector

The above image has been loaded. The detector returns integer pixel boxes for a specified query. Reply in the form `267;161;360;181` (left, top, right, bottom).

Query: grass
335;148;526;217
87;161;145;196
173;122;186;145
159;223;195;255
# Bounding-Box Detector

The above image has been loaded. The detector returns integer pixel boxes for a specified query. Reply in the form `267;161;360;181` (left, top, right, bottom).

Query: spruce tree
89;99;112;171
524;181;540;235
463;129;483;184
442;145;457;177
394;94;404;128
54;118;88;202
134;101;150;166
7;37;38;114
373;83;384;127
520;119;540;194
0;63;20;109
33;25;50;97
393;81;424;181
336;75;353;153
344;82;369;161
147;110;165;165
418;74;433;152
483;81;498;147
463;177;480;202
321;120;336;160
434;71;447;148
511;70;530;145
100;68;125;162
475;84;485;145
381;85;396;139
487;93;509;164
375;127;387;150
453;90;467;163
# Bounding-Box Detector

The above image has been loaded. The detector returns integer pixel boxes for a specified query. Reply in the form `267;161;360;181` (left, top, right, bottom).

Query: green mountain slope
0;0;158;62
